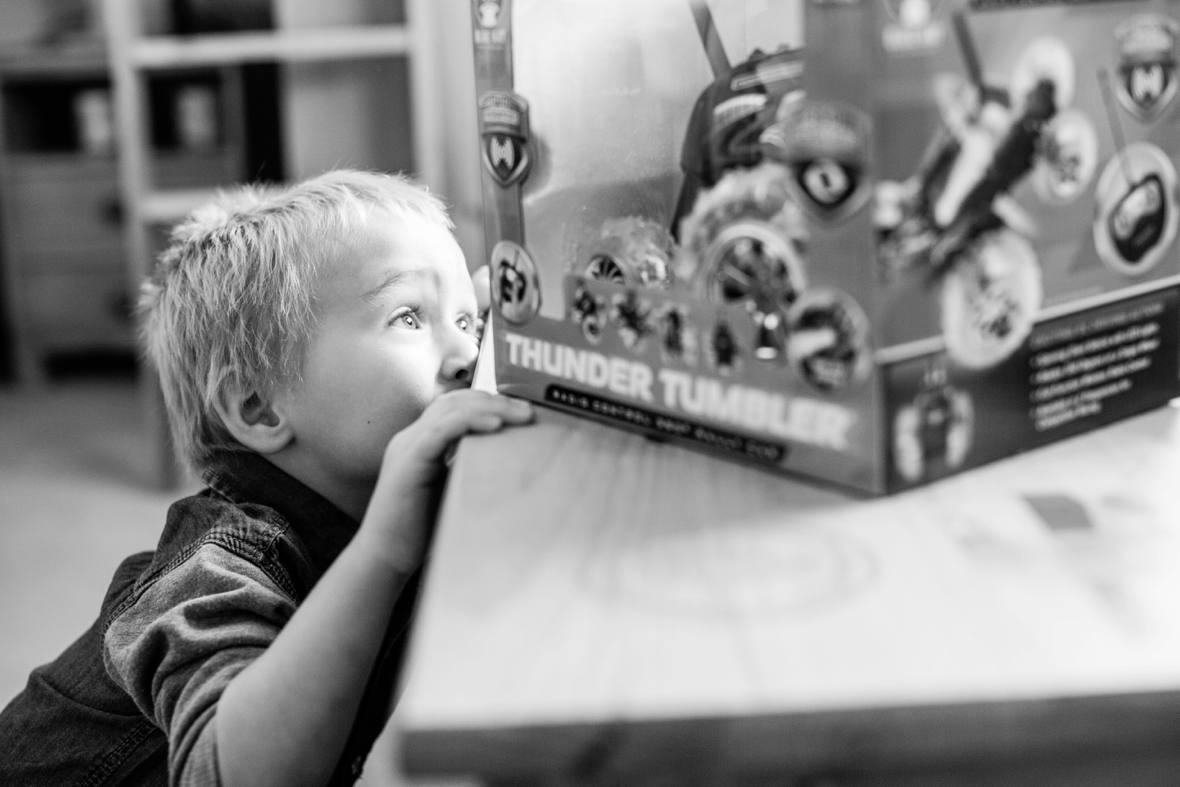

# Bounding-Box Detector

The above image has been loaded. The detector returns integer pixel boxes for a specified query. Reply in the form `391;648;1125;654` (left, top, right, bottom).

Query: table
394;393;1180;785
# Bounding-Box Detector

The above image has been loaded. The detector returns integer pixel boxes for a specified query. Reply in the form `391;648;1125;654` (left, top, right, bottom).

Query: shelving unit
0;42;134;385
129;25;412;67
0;46;267;385
101;0;451;485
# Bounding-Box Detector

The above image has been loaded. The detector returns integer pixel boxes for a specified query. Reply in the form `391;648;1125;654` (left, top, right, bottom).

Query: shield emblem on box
480;91;532;187
1115;15;1178;121
774;101;871;223
793;158;865;219
475;0;504;29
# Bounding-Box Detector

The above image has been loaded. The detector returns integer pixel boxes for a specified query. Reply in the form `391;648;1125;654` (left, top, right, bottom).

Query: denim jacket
0;450;420;786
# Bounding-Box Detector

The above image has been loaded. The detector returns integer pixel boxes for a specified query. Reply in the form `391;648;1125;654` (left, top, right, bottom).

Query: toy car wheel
582;216;675;288
705;220;806;362
584;253;629;285
940;228;1042;369
678;163;808;361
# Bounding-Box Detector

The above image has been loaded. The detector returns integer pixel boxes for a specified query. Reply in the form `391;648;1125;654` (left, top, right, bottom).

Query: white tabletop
394;358;1180;782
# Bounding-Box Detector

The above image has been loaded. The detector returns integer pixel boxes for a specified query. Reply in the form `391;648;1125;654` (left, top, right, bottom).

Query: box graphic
471;0;1180;493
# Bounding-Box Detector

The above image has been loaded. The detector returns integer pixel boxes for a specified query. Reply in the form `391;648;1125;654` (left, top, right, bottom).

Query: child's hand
359;390;533;571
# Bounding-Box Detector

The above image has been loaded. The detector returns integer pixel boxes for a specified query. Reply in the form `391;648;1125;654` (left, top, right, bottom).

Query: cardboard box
471;0;1180;493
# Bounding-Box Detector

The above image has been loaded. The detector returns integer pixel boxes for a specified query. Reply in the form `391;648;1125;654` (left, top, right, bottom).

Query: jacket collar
202;449;358;578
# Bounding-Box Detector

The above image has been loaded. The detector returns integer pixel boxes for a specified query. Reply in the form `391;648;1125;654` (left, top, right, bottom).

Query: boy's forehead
361;266;437;301
317;218;469;302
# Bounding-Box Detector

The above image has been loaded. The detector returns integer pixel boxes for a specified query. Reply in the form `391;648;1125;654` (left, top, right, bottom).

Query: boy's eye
456;314;476;334
390;309;422;329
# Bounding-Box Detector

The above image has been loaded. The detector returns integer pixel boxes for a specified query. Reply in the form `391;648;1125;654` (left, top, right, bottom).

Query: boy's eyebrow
361;268;431;303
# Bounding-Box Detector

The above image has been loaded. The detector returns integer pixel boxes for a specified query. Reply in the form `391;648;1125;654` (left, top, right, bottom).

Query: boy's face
275;210;480;495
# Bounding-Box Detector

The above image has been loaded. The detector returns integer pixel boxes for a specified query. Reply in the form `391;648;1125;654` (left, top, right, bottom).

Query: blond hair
138;169;453;471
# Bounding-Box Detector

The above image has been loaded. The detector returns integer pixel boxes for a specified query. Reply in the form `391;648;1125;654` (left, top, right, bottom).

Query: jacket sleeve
103;543;296;786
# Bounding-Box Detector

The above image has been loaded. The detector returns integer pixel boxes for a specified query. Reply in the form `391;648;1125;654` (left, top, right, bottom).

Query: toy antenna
951;13;983;92
950;12;1007;106
689;0;730;78
1096;66;1137;186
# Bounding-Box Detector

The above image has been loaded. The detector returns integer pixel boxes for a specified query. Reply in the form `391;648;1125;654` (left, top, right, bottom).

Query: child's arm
212;389;532;786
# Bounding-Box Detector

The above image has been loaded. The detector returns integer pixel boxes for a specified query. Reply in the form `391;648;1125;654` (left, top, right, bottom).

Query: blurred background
0;1;481;782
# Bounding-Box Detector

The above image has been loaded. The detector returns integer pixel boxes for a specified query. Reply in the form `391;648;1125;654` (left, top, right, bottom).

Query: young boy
0;169;532;785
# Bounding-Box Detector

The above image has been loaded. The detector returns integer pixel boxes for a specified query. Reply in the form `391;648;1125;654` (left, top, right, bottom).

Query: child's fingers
448;391;533;422
409;392;533;460
446;395;532;435
469;413;504;432
465;396;533;431
495;396;534;424
433;390;532;425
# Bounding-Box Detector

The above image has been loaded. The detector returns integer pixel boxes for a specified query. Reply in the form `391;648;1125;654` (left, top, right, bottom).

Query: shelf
130;25;411;69
4;151;117;172
0;40;108;80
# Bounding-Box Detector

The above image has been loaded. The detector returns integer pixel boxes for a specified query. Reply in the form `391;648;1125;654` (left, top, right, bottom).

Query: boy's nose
440;335;479;386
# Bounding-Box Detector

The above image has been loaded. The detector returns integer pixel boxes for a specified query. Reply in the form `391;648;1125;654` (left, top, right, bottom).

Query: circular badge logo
1092;142;1178;277
940;229;1042;369
490;240;541;324
786;287;872;392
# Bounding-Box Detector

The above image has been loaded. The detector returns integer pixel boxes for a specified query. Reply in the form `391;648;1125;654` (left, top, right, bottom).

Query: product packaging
471;0;1180;493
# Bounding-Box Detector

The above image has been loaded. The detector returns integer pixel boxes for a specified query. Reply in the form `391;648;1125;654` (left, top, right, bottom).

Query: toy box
470;0;1180;494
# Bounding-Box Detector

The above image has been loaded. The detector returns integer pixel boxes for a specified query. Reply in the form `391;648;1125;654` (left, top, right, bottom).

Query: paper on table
472;318;497;394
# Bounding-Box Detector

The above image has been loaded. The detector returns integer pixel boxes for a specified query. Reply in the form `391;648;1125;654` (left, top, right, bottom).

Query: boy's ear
213;384;293;455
